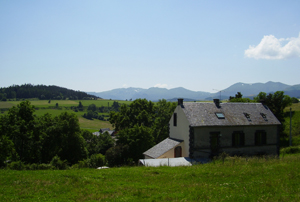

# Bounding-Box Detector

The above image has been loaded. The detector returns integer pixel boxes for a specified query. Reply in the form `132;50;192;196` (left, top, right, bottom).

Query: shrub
8;161;25;170
29;163;38;170
38;164;54;170
281;146;300;154
77;159;91;168
50;155;68;170
90;154;105;168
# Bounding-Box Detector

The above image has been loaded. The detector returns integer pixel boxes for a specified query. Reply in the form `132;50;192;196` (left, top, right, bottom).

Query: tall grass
1;154;300;201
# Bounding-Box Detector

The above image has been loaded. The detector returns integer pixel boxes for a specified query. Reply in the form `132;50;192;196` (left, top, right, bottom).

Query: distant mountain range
88;81;300;101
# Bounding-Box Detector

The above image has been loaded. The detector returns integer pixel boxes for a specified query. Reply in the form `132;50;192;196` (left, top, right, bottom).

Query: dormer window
244;113;251;121
215;112;225;119
260;113;268;121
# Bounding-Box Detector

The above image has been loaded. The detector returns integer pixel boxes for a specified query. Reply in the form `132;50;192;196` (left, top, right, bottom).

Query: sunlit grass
1;154;300;201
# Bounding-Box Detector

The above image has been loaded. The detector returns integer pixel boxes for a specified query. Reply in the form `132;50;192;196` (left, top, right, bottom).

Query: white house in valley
143;99;281;160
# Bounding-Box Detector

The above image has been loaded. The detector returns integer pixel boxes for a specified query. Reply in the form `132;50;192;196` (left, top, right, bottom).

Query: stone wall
192;125;278;158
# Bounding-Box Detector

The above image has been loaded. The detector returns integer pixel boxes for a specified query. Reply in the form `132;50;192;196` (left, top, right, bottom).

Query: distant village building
93;128;115;136
143;99;280;161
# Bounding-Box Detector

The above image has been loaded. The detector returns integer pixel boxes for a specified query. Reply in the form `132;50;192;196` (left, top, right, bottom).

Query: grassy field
284;102;300;112
1;154;300;201
0;99;132;108
0;100;121;132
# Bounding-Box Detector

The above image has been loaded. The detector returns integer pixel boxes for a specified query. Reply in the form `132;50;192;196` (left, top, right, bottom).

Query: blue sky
1;0;300;93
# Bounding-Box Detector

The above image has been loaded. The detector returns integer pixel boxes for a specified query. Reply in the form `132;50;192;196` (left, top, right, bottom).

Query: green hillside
1;154;299;201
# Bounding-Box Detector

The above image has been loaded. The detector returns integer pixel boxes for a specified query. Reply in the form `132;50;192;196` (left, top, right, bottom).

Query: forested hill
0;84;99;100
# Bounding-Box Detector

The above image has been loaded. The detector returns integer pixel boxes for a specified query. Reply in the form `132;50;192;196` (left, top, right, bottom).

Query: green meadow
0;99;132;132
1;154;300;201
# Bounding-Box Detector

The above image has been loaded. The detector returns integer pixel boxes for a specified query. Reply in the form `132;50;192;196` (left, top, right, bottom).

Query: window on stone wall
255;130;267;146
232;131;245;147
173;113;177;126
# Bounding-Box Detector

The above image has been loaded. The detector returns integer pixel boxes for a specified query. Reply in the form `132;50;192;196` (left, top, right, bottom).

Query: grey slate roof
182;102;281;127
143;138;183;159
100;128;110;133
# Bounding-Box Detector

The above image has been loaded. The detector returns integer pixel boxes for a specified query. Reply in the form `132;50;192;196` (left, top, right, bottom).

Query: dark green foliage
81;130;114;156
54;112;88;164
87;104;97;112
37;164;54;170
291;97;299;103
76;159;91;168
4;101;41;163
254;91;292;137
111;101;120;111
8;161;25;170
0;101;90;166
0;125;16;167
105;144;129;167
281;146;300;154
229;92;252;102
117;125;154;162
0;84;98;100
89;153;105;168
50;155;68;170
78;101;83;109
254;91;292;123
152;99;177;143
109;99;176;165
110;99;176;144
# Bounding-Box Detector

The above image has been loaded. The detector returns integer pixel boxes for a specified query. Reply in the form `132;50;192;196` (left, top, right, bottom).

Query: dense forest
0;84;98;100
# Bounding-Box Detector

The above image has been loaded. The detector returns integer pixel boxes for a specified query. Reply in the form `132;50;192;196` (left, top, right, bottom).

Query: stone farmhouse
143;99;281;160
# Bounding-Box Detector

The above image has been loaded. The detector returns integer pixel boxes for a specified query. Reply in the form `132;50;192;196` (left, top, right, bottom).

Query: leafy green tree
98;132;115;155
54;112;88;164
33;111;88;164
229;92;252;102
89;153;105;168
0;135;15;167
110;99;155;131
88;104;97;112
152;99;177;143
0;101;89;165
254;91;292;137
78;101;83;110
105;144;129;167
254;91;292;124
291;97;299;103
112;101;120;111
109;99;176;164
117;124;154;162
81;130;114;156
5;100;41;163
85;110;94;119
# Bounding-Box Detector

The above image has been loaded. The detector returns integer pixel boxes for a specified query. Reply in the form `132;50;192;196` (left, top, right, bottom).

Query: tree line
0;99;176;168
1;91;296;169
0;84;98;101
0;101;114;168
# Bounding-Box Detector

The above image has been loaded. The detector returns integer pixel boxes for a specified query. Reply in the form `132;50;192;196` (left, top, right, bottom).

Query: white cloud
154;83;169;88
245;33;300;59
122;84;128;88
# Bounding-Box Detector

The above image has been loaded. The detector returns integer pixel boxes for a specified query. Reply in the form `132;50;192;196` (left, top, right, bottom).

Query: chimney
213;99;220;108
178;98;183;106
